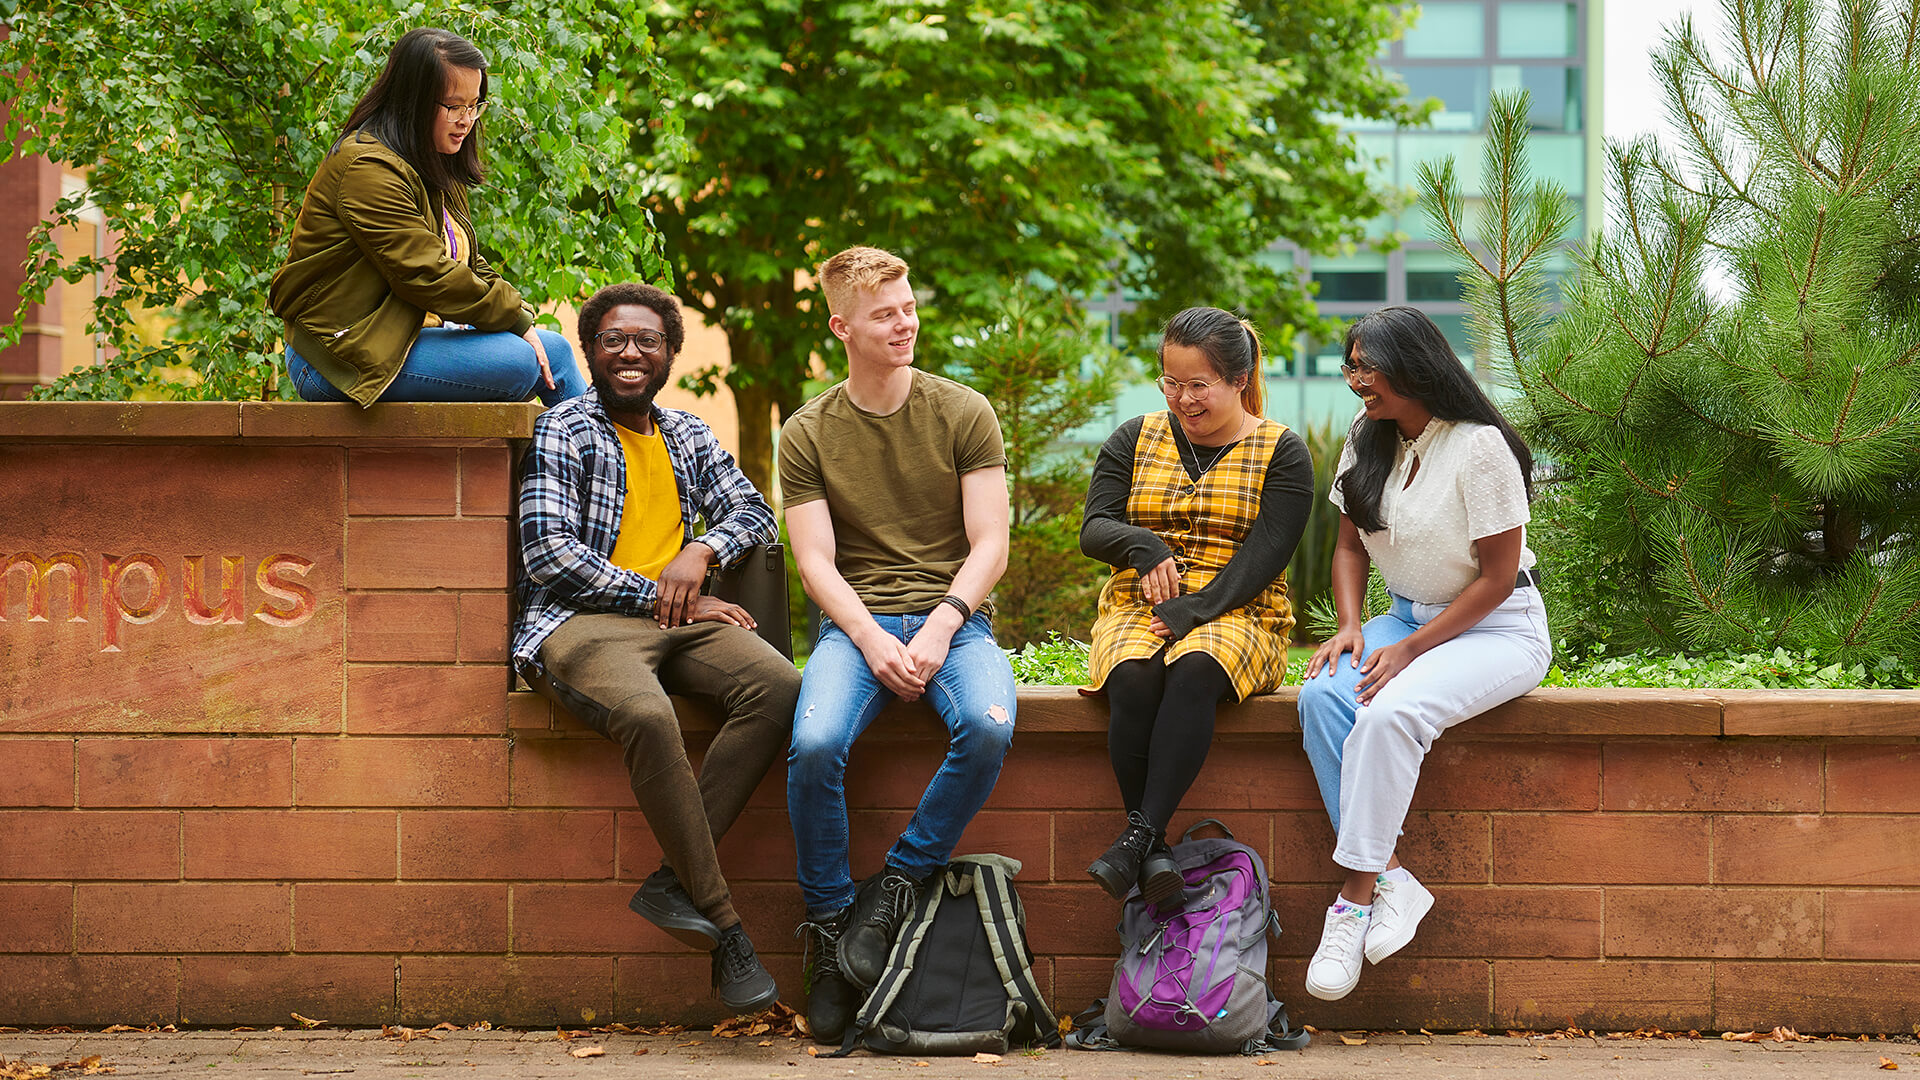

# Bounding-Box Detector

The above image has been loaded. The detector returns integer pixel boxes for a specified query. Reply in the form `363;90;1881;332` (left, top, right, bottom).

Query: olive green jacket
269;131;535;406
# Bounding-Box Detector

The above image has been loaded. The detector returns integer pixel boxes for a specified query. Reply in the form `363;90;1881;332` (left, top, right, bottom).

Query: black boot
1087;811;1160;901
797;907;859;1043
839;868;923;989
1139;836;1184;907
710;923;779;1013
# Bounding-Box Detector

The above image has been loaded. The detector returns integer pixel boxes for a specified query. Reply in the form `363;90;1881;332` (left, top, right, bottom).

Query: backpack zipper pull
1139;924;1166;955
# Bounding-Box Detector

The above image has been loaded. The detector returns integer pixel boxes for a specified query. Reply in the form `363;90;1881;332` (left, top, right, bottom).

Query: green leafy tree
939;285;1130;648
2;0;675;401
633;0;1420;493
1425;0;1920;668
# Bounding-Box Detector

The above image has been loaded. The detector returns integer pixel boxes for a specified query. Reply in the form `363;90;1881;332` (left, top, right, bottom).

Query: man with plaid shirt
514;282;798;1015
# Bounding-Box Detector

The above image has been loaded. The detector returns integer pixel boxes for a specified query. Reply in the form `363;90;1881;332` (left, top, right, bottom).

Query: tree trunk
731;375;779;502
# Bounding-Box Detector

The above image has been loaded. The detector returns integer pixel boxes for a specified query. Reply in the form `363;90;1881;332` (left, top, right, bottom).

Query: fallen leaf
1057;1015;1075;1037
1418;1028;1434;1036
1881;1058;1900;1071
1339;1034;1367;1046
804;1046;820;1058
631;1049;648;1056
757;1040;773;1048
290;1013;326;1029
913;1062;930;1068
674;1041;699;1048
433;1022;458;1032
229;1027;255;1033
100;1026;142;1034
1253;1059;1276;1066
971;1052;1002;1063
568;1046;605;1059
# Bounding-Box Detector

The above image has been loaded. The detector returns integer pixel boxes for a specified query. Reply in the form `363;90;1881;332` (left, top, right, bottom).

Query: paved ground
3;1027;1918;1080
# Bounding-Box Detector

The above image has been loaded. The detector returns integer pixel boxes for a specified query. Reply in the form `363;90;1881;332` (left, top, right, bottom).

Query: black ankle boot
1138;836;1184;907
1087;811;1161;900
839;868;923;988
797;907;859;1043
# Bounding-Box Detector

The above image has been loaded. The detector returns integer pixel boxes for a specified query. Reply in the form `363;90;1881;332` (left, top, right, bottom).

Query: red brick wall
4;403;1919;1033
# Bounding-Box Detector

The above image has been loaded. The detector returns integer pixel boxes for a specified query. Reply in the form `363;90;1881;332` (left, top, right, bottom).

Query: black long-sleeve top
1079;414;1315;641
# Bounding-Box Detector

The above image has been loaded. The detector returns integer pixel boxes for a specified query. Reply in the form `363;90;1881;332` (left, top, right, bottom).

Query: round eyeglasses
1156;374;1226;399
1339;359;1379;387
438;101;490;122
594;330;667;354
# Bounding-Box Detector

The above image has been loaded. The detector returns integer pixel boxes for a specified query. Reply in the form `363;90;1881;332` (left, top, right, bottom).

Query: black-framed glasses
1156;373;1226;399
1339;359;1378;386
594;330;667;354
438;101;489;121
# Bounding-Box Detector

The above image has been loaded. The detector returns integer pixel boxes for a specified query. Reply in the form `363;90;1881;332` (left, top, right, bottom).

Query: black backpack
833;855;1059;1057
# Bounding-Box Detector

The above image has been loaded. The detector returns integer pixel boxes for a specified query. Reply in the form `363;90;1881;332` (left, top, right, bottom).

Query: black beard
592;360;673;415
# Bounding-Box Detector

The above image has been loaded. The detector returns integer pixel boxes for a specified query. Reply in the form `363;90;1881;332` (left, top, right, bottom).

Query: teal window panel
1498;2;1578;58
1397;65;1491;131
1404;2;1486;59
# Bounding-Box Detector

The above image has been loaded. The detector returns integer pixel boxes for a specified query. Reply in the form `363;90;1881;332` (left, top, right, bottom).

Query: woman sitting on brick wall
269;27;587;407
1078;306;1314;905
1298;305;1551;1002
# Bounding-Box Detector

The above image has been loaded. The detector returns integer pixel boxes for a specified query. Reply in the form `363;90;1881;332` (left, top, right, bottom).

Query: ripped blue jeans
788;611;1016;916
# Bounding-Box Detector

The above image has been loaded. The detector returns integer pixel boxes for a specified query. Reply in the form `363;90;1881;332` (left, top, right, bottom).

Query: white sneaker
1363;875;1434;965
1305;903;1369;1001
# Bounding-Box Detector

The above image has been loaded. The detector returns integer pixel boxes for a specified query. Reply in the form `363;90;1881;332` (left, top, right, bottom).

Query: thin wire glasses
1156;373;1225;399
1339;359;1379;387
594;330;667;354
438;101;490;121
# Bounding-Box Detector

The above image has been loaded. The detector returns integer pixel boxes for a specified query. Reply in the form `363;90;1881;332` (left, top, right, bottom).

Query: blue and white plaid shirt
512;389;777;676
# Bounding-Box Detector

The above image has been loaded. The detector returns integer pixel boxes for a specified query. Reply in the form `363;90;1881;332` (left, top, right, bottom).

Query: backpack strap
1062;999;1124;1051
1241;996;1312;1054
829;878;946;1058
966;860;1061;1048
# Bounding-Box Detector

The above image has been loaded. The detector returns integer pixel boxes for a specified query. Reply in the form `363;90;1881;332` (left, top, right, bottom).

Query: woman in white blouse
1298;306;1551;1002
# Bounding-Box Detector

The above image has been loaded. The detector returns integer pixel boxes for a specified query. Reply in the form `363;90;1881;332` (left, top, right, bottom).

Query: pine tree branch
1672;530;1754;633
1836;92;1877;192
1842;576;1884;650
1795;205;1828;320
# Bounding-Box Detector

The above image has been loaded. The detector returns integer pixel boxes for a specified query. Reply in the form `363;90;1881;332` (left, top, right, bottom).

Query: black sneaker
1087;810;1160;900
796;908;859;1044
710;923;779;1014
629;865;721;949
839;868;921;989
1139;837;1184;908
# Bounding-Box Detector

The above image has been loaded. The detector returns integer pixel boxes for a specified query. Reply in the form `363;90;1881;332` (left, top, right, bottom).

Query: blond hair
819;246;910;318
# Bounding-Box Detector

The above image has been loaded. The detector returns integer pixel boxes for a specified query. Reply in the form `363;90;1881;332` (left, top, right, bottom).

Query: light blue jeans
1298;588;1551;872
287;326;587;405
788;611;1017;916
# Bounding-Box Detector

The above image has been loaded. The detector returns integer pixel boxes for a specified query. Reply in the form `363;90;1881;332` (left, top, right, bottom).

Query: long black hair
340;27;488;193
1336;306;1533;534
1160;306;1265;418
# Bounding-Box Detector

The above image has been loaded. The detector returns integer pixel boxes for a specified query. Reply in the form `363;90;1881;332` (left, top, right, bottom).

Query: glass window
1528;134;1586;195
1311;253;1388;303
1404;2;1485;59
1308;337;1347;378
1429;313;1476;368
1499;3;1578;58
1396;66;1491;131
1402;194;1484;243
1405;249;1466;302
1396;133;1485;196
1491;65;1583;131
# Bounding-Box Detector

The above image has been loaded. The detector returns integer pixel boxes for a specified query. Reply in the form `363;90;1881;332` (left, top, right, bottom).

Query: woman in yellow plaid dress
1079;307;1314;905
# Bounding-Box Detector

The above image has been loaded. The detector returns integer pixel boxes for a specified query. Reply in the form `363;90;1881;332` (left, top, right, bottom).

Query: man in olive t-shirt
779;246;1017;1043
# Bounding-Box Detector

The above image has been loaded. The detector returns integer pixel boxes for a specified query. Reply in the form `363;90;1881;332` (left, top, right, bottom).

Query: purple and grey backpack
1068;819;1309;1055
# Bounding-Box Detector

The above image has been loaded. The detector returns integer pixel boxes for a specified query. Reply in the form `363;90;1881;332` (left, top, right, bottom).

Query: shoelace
1319;908;1367;955
716;932;760;982
794;918;844;973
865;874;918;934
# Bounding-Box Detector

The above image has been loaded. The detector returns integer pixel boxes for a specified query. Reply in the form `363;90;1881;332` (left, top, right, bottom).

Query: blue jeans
788;611;1017;916
287;326;587;405
1298;589;1550;870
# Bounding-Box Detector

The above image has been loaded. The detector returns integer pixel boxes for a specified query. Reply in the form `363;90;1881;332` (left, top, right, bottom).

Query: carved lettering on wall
2;551;319;651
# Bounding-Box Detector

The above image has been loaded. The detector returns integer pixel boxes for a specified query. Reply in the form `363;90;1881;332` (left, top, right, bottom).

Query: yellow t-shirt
608;420;685;579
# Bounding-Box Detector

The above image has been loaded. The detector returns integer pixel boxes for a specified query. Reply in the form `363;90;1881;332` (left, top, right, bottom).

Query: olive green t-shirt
778;369;1007;613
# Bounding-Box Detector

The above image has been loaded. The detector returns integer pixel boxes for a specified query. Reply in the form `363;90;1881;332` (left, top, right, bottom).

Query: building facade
1098;0;1605;435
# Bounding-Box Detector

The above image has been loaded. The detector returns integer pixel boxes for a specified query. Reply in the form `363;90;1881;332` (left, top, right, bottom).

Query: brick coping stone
516;683;1920;740
0;400;541;440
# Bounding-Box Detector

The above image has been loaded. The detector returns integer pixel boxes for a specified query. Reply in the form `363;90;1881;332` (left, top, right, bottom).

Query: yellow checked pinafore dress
1088;411;1296;701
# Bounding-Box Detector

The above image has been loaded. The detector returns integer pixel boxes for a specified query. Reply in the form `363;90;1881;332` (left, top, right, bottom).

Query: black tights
1105;650;1235;831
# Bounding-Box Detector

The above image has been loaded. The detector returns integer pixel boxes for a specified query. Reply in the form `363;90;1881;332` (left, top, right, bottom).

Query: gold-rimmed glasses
1156;373;1225;399
438;100;490;121
1339;359;1379;387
